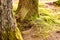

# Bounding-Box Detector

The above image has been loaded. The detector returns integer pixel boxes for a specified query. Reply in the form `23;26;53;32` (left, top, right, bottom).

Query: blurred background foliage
13;0;19;15
56;0;60;5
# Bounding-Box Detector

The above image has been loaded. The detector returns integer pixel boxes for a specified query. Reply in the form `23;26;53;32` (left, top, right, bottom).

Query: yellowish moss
3;27;23;40
15;27;23;40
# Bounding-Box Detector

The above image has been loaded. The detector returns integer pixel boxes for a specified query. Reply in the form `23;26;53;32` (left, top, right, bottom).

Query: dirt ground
22;27;60;40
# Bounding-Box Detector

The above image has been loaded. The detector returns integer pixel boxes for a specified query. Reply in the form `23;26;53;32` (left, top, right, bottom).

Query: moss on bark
0;0;23;40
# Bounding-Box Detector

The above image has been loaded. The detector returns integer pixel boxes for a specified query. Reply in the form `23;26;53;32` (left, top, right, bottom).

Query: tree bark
16;0;38;20
16;0;38;31
0;0;23;40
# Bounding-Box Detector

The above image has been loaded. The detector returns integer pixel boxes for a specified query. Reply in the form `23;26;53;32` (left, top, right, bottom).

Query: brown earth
22;27;60;40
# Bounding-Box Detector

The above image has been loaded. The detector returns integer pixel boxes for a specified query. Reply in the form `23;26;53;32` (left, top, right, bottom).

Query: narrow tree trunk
16;0;38;20
16;0;38;31
0;0;23;40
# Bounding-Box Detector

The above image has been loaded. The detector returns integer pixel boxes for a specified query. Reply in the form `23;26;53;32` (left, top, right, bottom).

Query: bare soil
22;27;60;40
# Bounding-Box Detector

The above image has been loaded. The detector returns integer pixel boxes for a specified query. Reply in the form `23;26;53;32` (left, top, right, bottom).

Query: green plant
56;0;60;5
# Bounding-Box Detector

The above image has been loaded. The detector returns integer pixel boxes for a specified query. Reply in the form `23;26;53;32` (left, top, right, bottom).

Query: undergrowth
33;2;60;38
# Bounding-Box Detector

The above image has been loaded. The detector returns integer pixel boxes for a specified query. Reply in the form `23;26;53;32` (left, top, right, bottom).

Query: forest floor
22;1;60;40
13;0;60;40
23;27;60;40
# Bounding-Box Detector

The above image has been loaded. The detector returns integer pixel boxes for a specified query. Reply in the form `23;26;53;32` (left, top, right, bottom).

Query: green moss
33;2;60;38
56;0;60;5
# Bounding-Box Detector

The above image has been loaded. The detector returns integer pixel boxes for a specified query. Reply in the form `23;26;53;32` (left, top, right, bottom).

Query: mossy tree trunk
16;0;38;31
0;0;23;40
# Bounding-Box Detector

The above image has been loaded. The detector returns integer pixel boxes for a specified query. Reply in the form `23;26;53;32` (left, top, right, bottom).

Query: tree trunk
16;0;38;20
16;0;38;31
0;0;23;40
